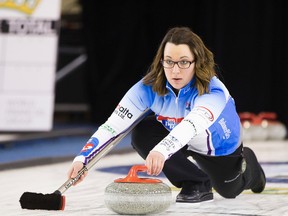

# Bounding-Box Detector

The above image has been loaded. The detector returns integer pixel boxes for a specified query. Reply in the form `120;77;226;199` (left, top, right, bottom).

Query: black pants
131;115;260;198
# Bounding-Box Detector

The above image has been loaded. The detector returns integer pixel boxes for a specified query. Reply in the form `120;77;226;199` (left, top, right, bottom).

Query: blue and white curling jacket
74;76;242;165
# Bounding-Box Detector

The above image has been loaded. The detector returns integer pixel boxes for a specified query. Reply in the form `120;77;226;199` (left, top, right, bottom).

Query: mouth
172;78;182;81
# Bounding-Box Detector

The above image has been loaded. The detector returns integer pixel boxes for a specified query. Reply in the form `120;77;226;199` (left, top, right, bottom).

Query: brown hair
143;26;216;96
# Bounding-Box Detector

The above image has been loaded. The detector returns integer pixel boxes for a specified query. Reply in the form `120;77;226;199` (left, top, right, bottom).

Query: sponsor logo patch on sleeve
114;104;133;119
80;137;99;157
192;106;214;121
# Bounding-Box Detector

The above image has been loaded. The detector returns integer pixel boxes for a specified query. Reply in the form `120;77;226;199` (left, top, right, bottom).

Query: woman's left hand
145;151;165;176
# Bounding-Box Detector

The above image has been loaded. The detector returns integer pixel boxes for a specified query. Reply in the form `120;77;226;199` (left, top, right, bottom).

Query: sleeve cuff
151;134;184;160
151;145;170;160
73;155;86;164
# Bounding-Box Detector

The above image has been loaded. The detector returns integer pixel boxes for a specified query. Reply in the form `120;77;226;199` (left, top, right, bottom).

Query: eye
179;60;189;66
165;60;174;65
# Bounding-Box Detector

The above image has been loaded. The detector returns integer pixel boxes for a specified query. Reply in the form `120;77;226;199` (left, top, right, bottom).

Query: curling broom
19;108;151;210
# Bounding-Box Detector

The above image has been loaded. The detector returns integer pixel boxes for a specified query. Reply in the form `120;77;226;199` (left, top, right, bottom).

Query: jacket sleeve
73;80;150;165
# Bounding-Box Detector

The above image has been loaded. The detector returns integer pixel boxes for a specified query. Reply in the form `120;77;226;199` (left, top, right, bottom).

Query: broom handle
56;108;151;194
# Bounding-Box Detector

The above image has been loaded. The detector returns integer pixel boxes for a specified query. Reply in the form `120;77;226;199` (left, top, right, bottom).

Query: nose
172;64;180;74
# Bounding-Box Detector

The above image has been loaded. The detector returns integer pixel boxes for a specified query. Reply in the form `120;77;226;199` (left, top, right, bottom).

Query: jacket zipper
175;96;178;122
166;84;180;126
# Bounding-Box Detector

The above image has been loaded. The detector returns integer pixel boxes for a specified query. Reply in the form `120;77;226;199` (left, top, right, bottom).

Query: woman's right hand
67;161;88;186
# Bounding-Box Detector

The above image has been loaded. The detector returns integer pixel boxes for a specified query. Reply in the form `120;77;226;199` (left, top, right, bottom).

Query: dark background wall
57;0;288;127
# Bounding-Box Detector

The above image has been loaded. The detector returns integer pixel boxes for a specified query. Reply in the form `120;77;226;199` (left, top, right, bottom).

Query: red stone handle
114;165;162;183
239;112;256;121
258;112;277;120
239;112;278;125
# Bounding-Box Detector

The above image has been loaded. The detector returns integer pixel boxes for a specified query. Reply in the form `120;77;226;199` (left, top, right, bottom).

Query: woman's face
163;42;195;91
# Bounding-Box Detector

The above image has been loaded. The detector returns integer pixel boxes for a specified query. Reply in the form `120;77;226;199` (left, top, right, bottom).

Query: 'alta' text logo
114;104;133;119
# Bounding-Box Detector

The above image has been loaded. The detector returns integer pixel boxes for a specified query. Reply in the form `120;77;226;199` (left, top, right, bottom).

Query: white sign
0;0;61;131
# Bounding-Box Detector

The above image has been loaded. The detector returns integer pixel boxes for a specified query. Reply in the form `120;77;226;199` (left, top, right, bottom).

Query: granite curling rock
104;165;172;215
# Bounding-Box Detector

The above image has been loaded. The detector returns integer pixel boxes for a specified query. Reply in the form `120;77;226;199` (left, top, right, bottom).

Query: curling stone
258;112;287;140
239;112;255;141
104;165;172;215
239;112;269;141
250;113;269;141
